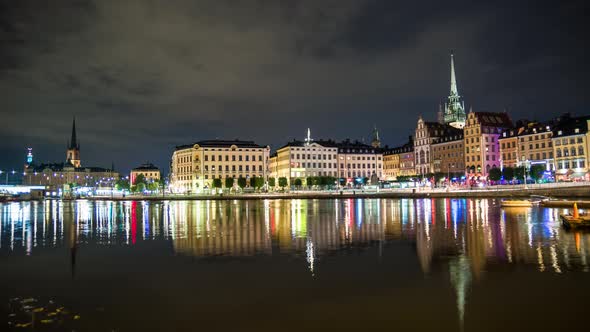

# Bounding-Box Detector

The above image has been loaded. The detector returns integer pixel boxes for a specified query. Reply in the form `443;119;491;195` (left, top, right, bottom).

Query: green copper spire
443;52;466;129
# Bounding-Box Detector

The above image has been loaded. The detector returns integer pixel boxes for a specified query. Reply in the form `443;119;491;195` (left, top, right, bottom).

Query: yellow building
170;140;270;193
383;137;414;181
273;139;339;185
130;163;160;185
464;111;513;178
499;130;519;168
552;117;589;181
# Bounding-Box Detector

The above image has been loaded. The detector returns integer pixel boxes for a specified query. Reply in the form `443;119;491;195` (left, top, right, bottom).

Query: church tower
66;117;81;167
443;53;466;129
371;125;381;148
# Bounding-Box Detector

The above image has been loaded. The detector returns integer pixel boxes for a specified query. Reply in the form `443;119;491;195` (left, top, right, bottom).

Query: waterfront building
443;53;466;129
551;116;590;181
130;163;161;185
414;116;461;176
431;131;464;177
336;139;383;183
23;117;119;189
500;122;555;174
498;130;519;168
463;111;513;178
169;139;270;193
383;137;414;181
272;129;338;186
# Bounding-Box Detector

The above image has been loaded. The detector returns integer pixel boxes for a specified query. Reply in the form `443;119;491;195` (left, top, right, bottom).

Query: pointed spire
70;116;78;149
450;52;458;96
304;128;312;146
373;125;380;141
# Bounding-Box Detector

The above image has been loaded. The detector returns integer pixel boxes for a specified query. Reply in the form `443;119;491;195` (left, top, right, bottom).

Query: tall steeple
304;128;313;146
450;52;458;96
66;116;81;167
69;117;79;149
443;52;466;129
371;125;381;148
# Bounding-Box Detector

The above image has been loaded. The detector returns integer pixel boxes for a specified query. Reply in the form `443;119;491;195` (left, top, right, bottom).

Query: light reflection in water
2;198;590;278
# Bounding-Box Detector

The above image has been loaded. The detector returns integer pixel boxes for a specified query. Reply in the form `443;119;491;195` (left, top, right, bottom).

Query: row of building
21;54;590;193
167;53;590;192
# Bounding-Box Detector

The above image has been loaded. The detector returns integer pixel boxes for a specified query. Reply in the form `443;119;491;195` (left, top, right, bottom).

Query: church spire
443;52;466;129
70;117;79;149
371;125;381;148
450;52;458;96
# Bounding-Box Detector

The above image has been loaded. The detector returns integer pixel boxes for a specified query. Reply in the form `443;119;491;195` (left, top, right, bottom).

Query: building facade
414;117;461;176
383;137;414;181
130;163;161;185
463;111;513;178
431;132;464;176
552;117;589;181
169;140;270;193
499;130;519;168
336;140;383;183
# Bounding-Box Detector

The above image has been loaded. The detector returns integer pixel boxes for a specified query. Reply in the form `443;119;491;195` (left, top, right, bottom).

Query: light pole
523;159;529;189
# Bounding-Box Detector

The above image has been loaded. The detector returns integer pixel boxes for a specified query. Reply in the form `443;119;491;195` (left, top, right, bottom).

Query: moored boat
560;202;590;229
500;200;533;207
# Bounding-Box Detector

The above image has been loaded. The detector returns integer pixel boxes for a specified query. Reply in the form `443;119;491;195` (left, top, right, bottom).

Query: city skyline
1;1;588;173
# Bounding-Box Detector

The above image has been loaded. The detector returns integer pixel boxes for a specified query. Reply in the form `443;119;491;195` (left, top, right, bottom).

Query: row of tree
115;174;163;193
487;165;546;182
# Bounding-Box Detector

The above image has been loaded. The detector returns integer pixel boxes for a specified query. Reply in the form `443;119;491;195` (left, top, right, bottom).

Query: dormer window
575;128;580;133
558;130;563;135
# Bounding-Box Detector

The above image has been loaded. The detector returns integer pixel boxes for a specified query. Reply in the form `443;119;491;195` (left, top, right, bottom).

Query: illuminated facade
431;132;464;176
500;123;555;173
336;139;383;181
414;116;461;176
463;111;513;178
169;140;270;193
130;163;161;185
383;137;414;180
272;131;339;185
552;117;590;181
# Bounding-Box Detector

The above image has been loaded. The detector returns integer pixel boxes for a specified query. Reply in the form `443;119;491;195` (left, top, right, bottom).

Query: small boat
560;214;590;229
500;199;533;207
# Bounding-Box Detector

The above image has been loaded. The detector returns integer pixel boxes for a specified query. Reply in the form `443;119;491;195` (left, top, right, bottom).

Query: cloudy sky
0;0;587;174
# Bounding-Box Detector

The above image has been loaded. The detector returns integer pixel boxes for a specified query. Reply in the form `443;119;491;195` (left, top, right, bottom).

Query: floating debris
6;296;85;330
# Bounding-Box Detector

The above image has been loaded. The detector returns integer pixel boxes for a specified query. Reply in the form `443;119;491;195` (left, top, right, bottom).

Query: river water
1;198;589;331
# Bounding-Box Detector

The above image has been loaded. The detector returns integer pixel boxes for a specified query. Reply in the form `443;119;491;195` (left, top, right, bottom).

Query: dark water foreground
1;199;589;331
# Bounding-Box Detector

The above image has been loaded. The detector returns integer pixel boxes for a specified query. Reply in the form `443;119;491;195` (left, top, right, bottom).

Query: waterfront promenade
87;182;590;201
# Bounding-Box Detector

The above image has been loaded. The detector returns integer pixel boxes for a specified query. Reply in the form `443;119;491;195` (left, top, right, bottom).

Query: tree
278;177;288;188
530;164;545;182
488;167;502;182
147;180;159;191
514;167;525;182
237;176;247;188
132;182;146;193
253;176;264;189
212;178;222;189
133;174;147;186
225;177;234;188
502;167;514;181
306;176;314;188
294;178;302;187
115;179;130;191
268;177;276;187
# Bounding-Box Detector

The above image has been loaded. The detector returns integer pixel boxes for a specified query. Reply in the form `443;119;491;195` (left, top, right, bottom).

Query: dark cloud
0;0;588;173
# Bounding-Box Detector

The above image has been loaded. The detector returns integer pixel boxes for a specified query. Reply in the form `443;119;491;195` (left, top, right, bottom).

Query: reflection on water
1;198;589;330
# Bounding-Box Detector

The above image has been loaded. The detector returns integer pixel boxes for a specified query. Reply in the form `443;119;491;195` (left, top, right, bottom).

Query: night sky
1;0;588;174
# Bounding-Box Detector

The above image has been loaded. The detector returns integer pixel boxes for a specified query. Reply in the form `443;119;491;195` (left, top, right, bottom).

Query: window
245;155;249;161
579;146;585;156
239;155;243;161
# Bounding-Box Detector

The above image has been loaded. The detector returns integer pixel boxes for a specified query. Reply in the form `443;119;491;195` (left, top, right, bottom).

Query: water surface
1;198;589;331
